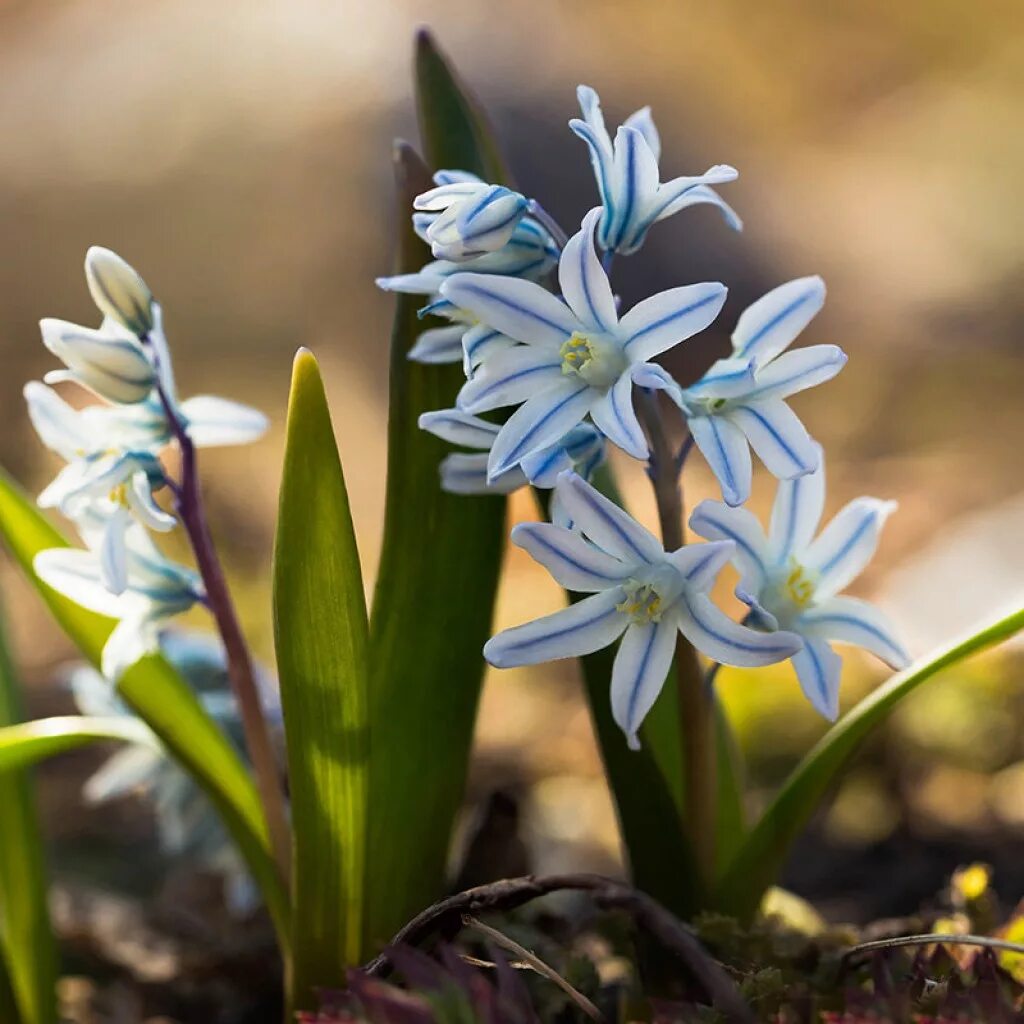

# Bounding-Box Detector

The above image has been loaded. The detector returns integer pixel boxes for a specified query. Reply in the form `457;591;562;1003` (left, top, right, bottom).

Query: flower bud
85;246;155;337
40;318;155;404
414;183;528;261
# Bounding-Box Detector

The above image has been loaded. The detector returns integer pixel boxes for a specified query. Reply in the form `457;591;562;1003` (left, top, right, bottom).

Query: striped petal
33;548;128;618
799;596;910;669
558;209;617;332
804;497;898;600
732;277;826;364
619;282;727;363
729;399;819;480
590;370;647;459
418;409;500;450
519;443;573;488
654;183;742;231
746;345;847;401
688;500;769;592
439;453;525;495
484;588;628;668
683;358;756;401
665;539;737;592
462;326;517;377
678;592;802;667
769;458;825;562
511;521;631;592
552;470;663;566
440;273;579;348
611;617;679;750
606;125;660;252
791;636;842;721
24;381;89;461
407;325;465;364
100;506;132;595
570;86;614;215
623;104;661;160
456;347;564;414
687;414;752;508
487;381;596;479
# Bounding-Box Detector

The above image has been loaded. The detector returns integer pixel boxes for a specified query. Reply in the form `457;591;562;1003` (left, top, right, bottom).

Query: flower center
616;581;665;623
783;562;816;608
109;482;129;507
559;332;627;387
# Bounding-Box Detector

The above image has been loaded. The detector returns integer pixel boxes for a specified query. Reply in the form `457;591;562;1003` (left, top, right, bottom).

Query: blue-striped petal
456;347;565;414
682;357;757;402
620;282;727;363
791;636;842;720
558;208;617;332
611;617;678;750
688;501;769;592
653;180;742;229
606;125;660;252
511;521;631;592
462;326;517;377
519;442;573;488
678;593;802;667
687;414;753;507
768;458;825;562
439;453;525;495
798;596;909;669
552;471;663;566
665;539;736;592
732;277;826;364
630;363;685;407
590;370;647;459
484;588;628;668
418;408;500;450
804;497;898;600
746;345;847;401
623;104;661;160
487;381;595;479
729;399;819;480
441;273;579;348
407;325;465;364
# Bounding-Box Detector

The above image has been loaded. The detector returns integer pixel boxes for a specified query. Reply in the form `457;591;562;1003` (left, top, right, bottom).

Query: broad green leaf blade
362;35;509;954
0;595;58;1024
716;604;1024;920
0;469;290;950
274;349;370;1006
0;717;155;771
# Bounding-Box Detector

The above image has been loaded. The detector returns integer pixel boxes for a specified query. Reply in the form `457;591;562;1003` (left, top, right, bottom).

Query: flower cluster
382;85;908;746
27;248;267;679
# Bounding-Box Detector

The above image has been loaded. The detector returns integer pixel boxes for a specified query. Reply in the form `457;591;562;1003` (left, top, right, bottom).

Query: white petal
511;521;630;592
558;209;617;332
552;470;663;566
619;283;727;363
570;86;614;214
456;347;565;415
462;327;517;377
606;126;660;252
729;399;820;480
678;592;802;667
665;540;736;592
33;548;127;617
688;501;769;592
732;276;826;364
84;247;155;337
487;381;595;479
102;613;160;681
629;362;684;407
682;358;756;401
484;588;628;668
178;396;268;448
375;269;446;295
519;444;573;488
611;618;678;750
687;415;753;508
654;182;742;231
623;105;661;161
791;636;843;720
407;325;465;364
127;473;176;532
799;596;909;669
589;371;647;459
769;458;825;562
439;453;524;495
413;181;482;209
440;273;579;348
24;382;88;461
746;345;847;401
804;497;898;599
418;409;499;450
100;507;132;595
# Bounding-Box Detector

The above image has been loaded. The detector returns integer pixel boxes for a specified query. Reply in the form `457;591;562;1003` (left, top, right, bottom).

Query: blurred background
1;0;1023;1015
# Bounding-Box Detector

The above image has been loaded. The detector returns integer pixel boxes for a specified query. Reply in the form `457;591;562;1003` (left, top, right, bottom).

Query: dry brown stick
463;915;605;1023
843;932;1024;963
361;873;754;1024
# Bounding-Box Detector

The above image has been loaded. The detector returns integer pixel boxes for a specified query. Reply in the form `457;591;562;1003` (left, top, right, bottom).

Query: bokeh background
1;0;1023;1009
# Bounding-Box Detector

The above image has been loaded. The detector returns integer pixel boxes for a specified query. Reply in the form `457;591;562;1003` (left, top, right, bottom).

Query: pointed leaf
274;349;370;1006
362;36;510;954
0;468;290;949
716;604;1024;920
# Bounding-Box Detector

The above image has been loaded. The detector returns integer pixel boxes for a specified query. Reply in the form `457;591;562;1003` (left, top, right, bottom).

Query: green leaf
0;717;155;771
0;469;290;951
361;34;509;954
0;595;59;1024
716;604;1024;920
273;349;370;1006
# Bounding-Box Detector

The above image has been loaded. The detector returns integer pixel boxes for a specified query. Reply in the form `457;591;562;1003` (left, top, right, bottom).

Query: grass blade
0;595;59;1024
716;604;1024;920
0;468;290;949
362;34;509;952
273;349;370;1006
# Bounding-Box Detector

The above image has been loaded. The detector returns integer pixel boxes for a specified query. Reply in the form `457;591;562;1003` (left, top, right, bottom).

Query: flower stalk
637;388;717;883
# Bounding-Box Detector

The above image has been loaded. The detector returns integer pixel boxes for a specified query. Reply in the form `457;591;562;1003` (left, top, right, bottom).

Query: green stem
637;390;716;883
